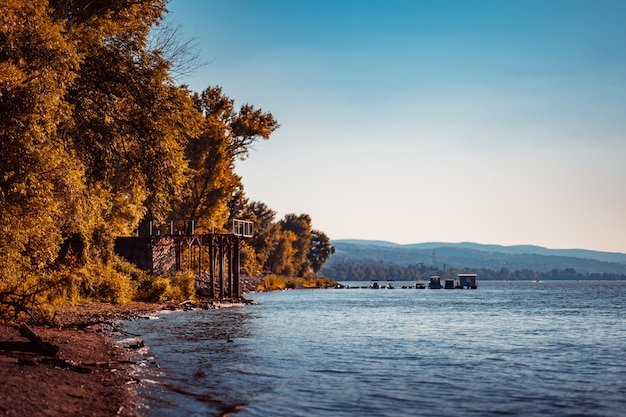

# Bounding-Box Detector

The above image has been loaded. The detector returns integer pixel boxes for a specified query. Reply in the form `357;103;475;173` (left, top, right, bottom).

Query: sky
164;0;626;253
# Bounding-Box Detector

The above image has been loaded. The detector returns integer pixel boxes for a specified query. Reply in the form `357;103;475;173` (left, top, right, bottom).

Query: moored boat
458;273;478;289
428;276;442;289
444;277;455;289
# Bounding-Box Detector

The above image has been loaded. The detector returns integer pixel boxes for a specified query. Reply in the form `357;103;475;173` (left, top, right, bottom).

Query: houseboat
444;277;455;289
428;276;442;289
458;274;478;289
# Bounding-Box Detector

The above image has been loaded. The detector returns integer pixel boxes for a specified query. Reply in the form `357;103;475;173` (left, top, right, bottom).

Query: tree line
0;0;334;321
322;261;626;282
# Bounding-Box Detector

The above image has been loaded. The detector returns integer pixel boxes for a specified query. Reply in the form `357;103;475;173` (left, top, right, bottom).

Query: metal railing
233;219;254;237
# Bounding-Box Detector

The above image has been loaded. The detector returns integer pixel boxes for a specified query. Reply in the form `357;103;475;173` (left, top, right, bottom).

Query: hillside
325;240;626;275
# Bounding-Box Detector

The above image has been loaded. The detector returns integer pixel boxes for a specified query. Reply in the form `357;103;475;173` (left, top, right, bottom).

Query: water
125;281;626;417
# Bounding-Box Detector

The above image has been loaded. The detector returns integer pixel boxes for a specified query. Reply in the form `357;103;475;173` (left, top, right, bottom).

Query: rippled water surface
126;281;626;417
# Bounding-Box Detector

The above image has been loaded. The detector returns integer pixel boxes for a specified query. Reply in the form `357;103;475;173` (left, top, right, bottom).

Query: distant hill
326;240;626;275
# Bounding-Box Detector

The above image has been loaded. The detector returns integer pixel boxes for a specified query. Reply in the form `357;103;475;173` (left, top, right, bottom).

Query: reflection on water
126;281;626;417
127;308;260;416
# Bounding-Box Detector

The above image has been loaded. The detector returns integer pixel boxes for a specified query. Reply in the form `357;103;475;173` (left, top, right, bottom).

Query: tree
148;20;204;81
244;201;280;272
1;0;332;319
0;0;85;320
0;0;202;319
175;86;278;232
280;214;313;276
266;230;297;276
56;0;201;256
309;230;335;273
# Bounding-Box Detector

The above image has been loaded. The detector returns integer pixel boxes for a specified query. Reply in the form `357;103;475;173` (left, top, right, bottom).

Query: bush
134;271;196;303
0;257;140;324
165;271;196;301
75;262;135;304
0;253;201;324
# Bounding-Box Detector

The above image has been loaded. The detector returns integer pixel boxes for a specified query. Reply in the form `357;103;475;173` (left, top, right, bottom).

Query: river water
125;280;626;417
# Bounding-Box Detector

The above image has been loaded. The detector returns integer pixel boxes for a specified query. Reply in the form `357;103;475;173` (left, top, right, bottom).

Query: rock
117;337;145;350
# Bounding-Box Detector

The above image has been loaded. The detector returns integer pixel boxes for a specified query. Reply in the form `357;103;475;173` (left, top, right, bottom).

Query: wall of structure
114;237;153;271
151;237;178;274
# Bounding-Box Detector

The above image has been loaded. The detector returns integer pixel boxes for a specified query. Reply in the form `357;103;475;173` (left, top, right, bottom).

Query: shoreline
0;298;258;417
0;323;142;416
0;302;167;417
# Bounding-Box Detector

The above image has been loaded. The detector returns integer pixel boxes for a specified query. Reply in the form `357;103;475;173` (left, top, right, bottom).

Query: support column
209;235;215;298
198;239;202;276
219;236;225;299
226;238;232;299
233;237;240;299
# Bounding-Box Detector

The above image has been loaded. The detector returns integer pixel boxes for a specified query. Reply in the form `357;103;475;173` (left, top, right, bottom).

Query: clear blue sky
165;0;626;253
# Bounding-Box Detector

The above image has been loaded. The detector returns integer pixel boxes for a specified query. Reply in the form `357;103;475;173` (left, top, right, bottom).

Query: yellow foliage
256;274;337;292
134;271;196;303
0;1;301;323
165;272;196;302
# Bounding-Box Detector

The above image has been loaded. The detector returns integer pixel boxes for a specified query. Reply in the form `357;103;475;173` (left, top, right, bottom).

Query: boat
386;280;396;289
458;273;478;289
415;281;425;289
428;276;442;289
444;277;455;289
370;280;380;289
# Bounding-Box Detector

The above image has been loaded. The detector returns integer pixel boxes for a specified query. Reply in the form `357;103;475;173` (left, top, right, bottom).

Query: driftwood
19;324;59;357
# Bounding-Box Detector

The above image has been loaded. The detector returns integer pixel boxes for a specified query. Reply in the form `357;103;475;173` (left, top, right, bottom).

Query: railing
233;219;254;237
141;219;254;237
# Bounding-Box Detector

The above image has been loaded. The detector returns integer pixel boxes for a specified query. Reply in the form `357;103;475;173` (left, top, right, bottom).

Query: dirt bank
0;302;165;417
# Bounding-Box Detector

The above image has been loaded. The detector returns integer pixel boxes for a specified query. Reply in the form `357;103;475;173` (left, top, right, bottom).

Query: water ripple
127;281;626;417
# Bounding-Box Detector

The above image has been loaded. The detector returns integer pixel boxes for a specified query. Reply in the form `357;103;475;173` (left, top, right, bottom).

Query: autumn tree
55;0;201;260
230;205;335;277
240;201;280;275
0;0;83;320
0;0;202;319
0;0;333;319
174;86;278;233
279;214;314;276
309;230;335;273
266;230;298;277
